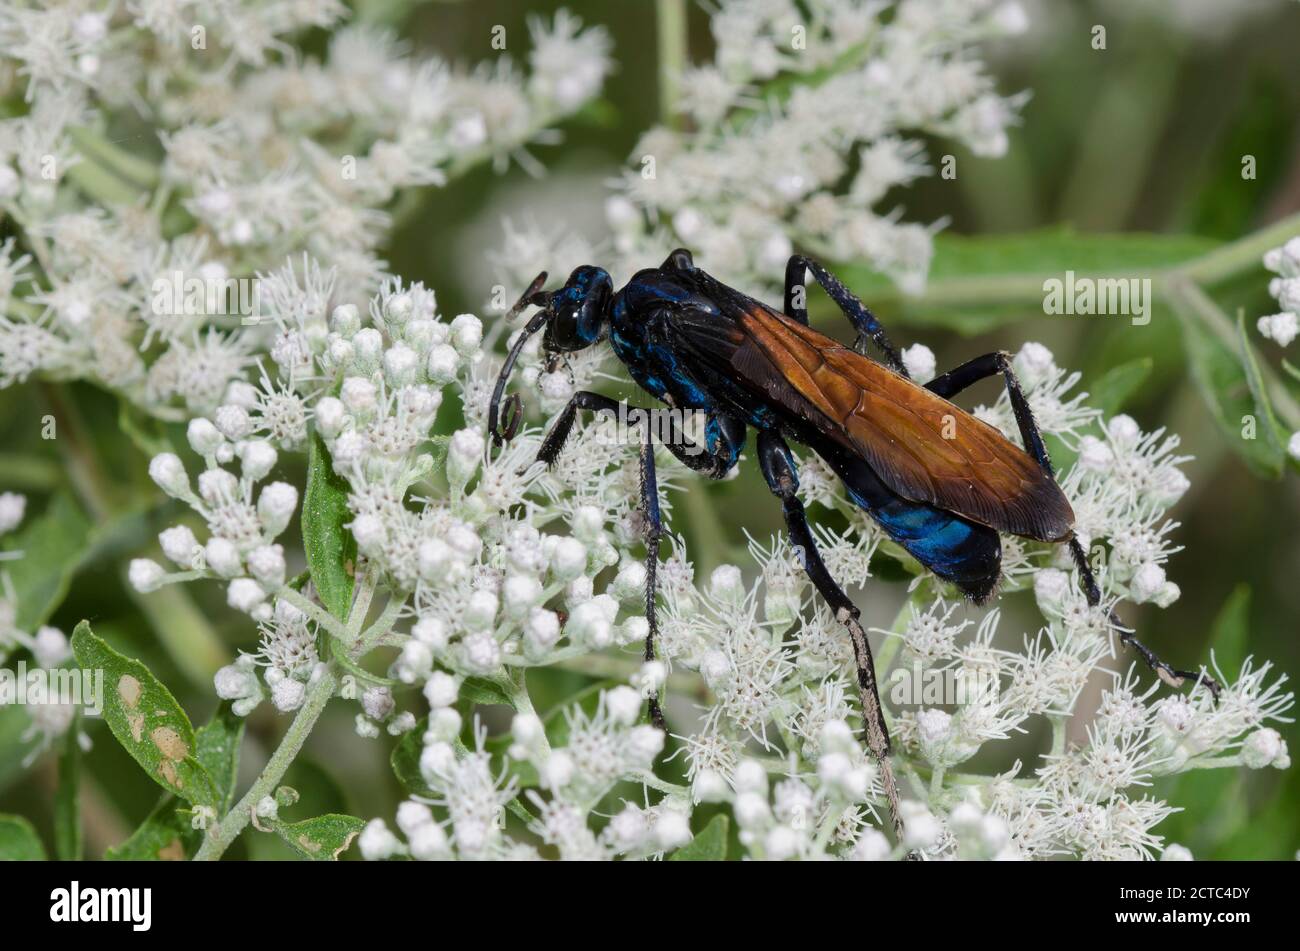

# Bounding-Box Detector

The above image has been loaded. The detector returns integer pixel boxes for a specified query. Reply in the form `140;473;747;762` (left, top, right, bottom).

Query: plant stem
656;0;688;127
193;570;379;860
193;669;338;860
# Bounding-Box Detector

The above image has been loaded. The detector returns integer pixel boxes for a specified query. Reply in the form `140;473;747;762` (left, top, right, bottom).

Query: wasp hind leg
927;353;1221;697
782;255;907;374
756;428;905;840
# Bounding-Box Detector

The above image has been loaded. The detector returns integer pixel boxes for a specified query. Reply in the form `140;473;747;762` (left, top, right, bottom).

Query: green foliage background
2;0;1299;860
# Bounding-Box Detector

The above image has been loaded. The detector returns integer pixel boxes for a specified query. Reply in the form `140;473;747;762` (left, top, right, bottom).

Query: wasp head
541;265;612;361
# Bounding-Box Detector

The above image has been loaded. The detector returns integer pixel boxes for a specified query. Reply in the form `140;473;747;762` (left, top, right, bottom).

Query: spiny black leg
926;350;1053;477
755;429;905;840
638;424;667;730
1068;539;1220;697
783;254;907;375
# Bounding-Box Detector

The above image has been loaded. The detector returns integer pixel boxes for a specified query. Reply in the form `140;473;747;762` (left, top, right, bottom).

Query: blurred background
3;0;1299;859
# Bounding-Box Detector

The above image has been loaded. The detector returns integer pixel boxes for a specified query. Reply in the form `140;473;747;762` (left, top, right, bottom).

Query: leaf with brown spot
71;621;219;808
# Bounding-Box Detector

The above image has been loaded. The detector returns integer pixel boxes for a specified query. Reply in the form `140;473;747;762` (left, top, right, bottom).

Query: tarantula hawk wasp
487;248;1218;838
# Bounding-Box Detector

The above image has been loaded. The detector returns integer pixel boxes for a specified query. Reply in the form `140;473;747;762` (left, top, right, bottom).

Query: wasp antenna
505;271;549;323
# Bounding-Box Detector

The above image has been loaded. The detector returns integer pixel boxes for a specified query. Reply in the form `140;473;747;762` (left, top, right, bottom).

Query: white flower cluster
122;255;1291;859
1256;237;1300;462
494;0;1029;296
0;492;84;762
1259;237;1300;349
0;2;610;415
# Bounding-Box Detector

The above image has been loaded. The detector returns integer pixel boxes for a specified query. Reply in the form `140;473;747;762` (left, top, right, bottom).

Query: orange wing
729;306;1074;541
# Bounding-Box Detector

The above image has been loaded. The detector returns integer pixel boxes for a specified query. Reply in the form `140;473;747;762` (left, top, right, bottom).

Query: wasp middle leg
756;428;905;840
783;254;907;374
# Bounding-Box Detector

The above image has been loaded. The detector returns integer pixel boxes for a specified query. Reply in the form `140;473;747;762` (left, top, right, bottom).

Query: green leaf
1236;312;1291;468
391;718;433;797
829;230;1220;333
1178;307;1284;478
103;795;194;861
460;676;515;708
2;493;91;630
303;430;356;619
54;709;82;860
195;703;245;814
1088;357;1153;418
271;814;365;860
669;814;729;861
71;621;219;807
0;814;46;860
1209;585;1251;681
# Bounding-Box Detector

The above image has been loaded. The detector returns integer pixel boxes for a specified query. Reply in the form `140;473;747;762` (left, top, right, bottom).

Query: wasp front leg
755;428;905;839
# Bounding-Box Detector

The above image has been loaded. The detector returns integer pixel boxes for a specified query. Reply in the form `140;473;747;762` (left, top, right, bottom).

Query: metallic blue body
607;266;1001;600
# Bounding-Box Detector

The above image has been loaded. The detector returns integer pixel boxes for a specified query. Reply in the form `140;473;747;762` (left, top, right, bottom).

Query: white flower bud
626;724;665;765
502;574;543;619
350;514;385;554
424;671;459;708
205;537;243;578
851;828;892;861
464;590;499;630
1077;435;1114;472
1107;414;1141;447
395;640;433;683
148;453;191;498
383;343;419;387
33;626;70;667
525;607;562;653
412;617;449;651
901;343;936;384
427;707;461;742
1130;562;1167;604
447;428;485;491
542;750;575;789
764;824;801;860
257;482;298;535
461;630;501;673
604;685;642;726
239;441;278;482
419;741;455;784
570;506;605;544
214;404;252;441
186;418;225;456
550;537;588;581
341;376;378;416
654;810;693;851
0;492;25;534
1242;728;1288;769
351;328;384;370
709;564;744;603
734;791;771;829
568;599;612;648
450;313;482;354
314;396;347;437
1160;843;1194;861
128;559;166;592
426;344;460;385
197;468;238;506
227;577;267;614
271;676;306;712
246;544;286;587
358;819;401;860
692;769;730;804
331;303;361;337
734;759;768;795
633;660;667;696
396;801;434;838
159;525;200;567
1033;567;1071;615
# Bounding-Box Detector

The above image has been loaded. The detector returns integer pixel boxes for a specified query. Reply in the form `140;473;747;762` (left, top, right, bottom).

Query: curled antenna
488;272;550;447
